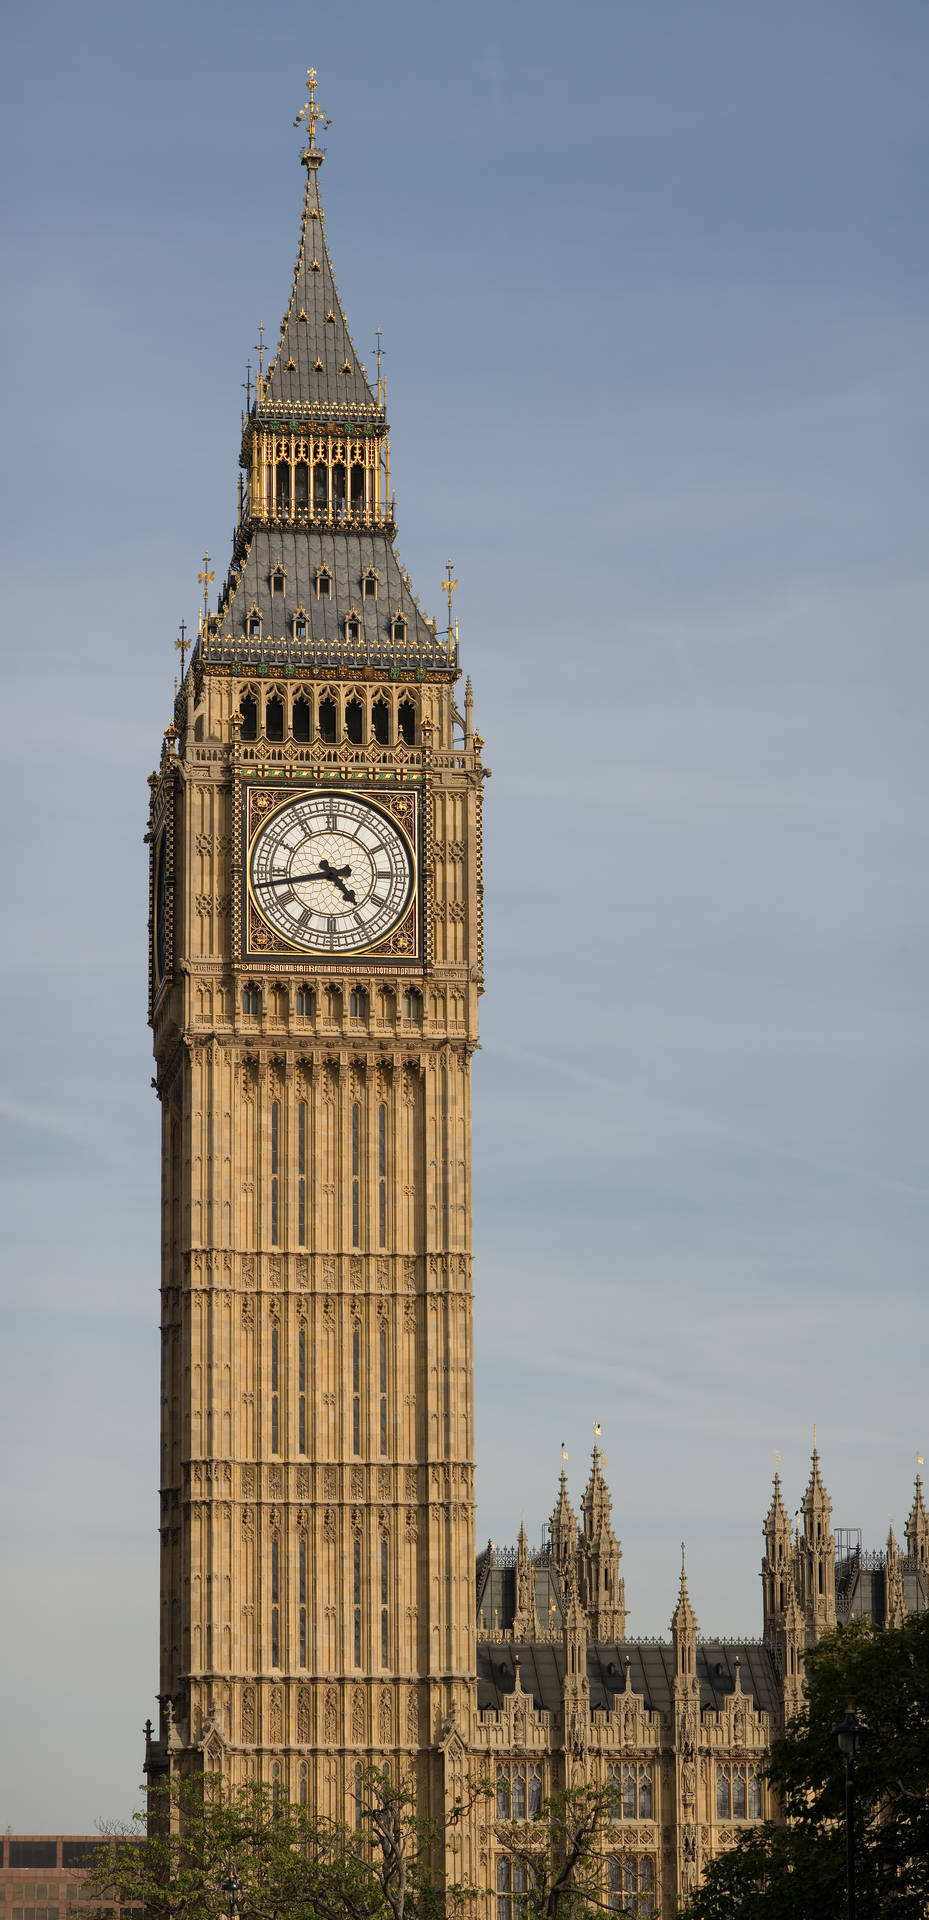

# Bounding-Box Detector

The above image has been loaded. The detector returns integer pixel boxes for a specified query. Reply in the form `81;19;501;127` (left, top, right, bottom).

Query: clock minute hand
252;869;328;889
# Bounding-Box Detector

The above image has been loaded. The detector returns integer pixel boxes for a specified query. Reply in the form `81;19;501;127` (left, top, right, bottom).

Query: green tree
83;1769;483;1920
495;1783;634;1920
683;1609;929;1920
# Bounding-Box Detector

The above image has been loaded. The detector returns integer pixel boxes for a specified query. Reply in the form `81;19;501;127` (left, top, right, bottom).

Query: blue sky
1;0;927;1829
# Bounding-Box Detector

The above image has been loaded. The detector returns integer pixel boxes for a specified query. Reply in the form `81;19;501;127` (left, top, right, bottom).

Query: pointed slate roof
802;1445;832;1527
764;1472;791;1542
262;145;380;419
671;1546;698;1638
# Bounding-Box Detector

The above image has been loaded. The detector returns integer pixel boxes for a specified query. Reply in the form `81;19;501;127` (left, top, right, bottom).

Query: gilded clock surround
243;785;420;963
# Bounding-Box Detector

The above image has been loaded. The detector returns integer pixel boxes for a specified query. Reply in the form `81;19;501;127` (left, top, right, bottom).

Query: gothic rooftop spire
260;68;381;419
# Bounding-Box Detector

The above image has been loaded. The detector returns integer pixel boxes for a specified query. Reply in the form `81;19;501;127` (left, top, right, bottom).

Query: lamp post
833;1702;861;1920
221;1871;243;1920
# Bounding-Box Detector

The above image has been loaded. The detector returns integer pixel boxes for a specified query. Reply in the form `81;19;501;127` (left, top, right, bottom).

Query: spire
671;1543;698;1641
550;1449;578;1580
798;1438;836;1640
762;1470;797;1643
578;1438;626;1639
906;1472;928;1573
885;1521;906;1629
802;1441;832;1525
513;1517;535;1638
262;71;380;417
560;1552;590;1764
202;73;454;681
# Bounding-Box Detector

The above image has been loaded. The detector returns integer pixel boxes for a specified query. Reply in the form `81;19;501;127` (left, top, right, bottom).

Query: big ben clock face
248;792;415;955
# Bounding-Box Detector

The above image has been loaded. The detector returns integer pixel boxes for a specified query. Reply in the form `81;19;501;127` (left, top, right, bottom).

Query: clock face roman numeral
248;793;414;955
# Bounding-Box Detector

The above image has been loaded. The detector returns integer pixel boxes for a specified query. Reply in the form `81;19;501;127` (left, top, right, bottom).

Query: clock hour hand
317;857;356;903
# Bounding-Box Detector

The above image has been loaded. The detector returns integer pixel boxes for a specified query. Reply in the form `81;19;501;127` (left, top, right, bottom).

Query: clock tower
145;76;485;1824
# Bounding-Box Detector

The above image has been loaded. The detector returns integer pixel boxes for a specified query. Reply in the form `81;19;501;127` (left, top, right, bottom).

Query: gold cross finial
198;552;214;620
294;66;330;147
174;618;188;679
444;559;459;629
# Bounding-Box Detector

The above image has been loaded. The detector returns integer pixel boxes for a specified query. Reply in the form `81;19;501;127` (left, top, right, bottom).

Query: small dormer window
345;610;360;643
247;608;262;640
391;613;407;643
271;566;286;595
315;567;332;599
294;608;307;641
363;570;378;601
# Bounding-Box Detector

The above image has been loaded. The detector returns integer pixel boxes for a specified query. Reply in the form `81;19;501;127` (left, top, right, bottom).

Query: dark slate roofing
477;1640;780;1721
262;150;380;419
209;527;451;673
836;1550;929;1627
477;1561;564;1635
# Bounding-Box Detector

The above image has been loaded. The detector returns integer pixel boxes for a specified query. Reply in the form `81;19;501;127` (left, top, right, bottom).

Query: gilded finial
174;618;188;680
198;552;214;629
294;67;331;149
375;326;385;407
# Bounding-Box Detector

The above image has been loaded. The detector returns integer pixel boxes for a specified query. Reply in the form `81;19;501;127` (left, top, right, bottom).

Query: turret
775;1580;805;1729
560;1557;590;1772
906;1473;928;1574
578;1444;627;1639
671;1544;699;1687
512;1518;536;1638
797;1443;836;1641
762;1471;796;1643
670;1548;700;1905
885;1523;906;1628
549;1455;578;1587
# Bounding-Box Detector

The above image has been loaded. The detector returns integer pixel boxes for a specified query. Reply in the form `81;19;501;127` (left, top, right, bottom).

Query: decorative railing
196;632;456;676
242;502;396;532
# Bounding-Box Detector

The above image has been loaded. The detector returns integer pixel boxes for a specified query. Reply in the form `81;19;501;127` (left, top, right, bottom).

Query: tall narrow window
346;697;364;743
353;1535;362;1665
297;1100;307;1247
270;1324;280;1454
240;693;258;740
354;1763;364;1830
270;1100;280;1247
299;1536;308;1665
319;696;337;743
271;1762;281;1817
266;696;284;742
350;987;367;1019
299;1763;308;1808
398;698;416;744
372;698;390;745
293;694;310;738
351;1102;360;1248
271;1537;280;1665
380;1535;389;1665
379;1323;388;1456
716;1769;731;1820
352;1326;360;1455
298;1324;307;1454
378;1104;387;1250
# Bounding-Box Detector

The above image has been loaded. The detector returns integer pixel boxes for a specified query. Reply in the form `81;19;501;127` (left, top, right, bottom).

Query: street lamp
221;1871;243;1920
833;1702;861;1920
